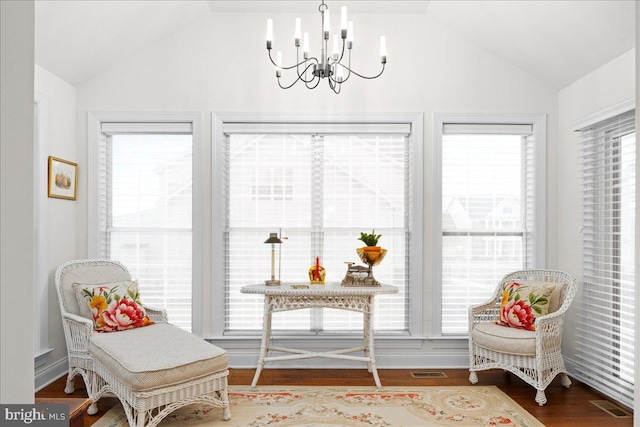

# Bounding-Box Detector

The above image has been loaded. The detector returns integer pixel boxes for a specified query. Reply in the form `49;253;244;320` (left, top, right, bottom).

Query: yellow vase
356;247;387;266
308;264;326;284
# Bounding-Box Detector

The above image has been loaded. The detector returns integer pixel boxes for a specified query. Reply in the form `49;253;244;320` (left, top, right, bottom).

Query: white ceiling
206;1;431;14
427;1;636;89
35;1;211;86
35;0;635;89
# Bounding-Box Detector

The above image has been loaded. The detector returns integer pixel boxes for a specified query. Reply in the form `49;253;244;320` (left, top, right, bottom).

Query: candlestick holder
264;232;283;285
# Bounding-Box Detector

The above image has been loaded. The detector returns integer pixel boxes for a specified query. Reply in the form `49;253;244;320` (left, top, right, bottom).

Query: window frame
431;113;547;341
210;112;424;343
87;111;203;336
571;98;635;408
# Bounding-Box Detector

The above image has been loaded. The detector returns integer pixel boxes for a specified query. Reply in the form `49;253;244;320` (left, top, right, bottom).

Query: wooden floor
36;368;633;426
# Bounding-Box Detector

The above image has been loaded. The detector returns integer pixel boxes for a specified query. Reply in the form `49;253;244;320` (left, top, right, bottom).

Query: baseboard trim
35;357;68;392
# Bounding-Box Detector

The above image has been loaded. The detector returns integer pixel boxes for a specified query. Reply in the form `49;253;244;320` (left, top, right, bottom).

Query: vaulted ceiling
35;0;635;89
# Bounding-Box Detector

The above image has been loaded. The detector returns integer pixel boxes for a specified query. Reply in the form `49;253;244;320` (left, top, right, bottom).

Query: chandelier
265;0;387;94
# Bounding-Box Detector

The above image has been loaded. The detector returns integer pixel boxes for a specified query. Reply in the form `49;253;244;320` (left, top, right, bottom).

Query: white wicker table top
240;282;398;296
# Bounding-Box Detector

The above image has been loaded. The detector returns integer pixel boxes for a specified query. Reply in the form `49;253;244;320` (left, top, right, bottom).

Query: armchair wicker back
468;269;577;406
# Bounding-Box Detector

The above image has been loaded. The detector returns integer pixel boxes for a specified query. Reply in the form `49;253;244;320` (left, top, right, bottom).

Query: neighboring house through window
433;114;546;337
88;113;202;334
211;113;424;339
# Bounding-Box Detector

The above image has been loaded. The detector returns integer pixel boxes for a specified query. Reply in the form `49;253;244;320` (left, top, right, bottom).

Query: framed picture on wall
48;156;78;200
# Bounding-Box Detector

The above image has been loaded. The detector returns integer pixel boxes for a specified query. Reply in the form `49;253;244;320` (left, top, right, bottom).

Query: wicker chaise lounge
56;259;231;427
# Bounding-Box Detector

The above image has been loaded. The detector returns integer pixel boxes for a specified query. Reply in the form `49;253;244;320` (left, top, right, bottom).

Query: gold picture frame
48;156;78;200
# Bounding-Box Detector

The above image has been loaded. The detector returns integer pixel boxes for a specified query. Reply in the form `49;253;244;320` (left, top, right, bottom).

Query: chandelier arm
268;49;319;71
280;58;318;70
304;73;322;89
341;62;386;80
267;49;279;67
277;63;318;89
327;75;341;94
327;39;347;67
294;49;320;70
337;38;347;64
294;51;321;84
305;77;322;90
327;72;344;85
297;70;321;85
282;58;318;70
327;51;353;84
328;78;341;94
295;50;304;80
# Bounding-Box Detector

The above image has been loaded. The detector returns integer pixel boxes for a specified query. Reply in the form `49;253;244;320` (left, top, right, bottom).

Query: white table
240;282;398;389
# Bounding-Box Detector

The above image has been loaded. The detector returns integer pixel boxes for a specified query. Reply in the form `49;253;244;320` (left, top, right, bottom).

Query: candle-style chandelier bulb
294;18;301;46
303;32;310;58
265;0;386;94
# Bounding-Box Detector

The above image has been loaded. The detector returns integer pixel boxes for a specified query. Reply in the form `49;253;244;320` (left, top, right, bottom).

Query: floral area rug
93;386;544;427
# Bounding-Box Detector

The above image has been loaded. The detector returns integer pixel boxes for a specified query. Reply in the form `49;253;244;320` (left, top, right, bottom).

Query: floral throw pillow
73;280;133;320
497;281;553;331
74;281;154;332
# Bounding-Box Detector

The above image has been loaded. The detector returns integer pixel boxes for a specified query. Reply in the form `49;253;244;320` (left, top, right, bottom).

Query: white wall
0;0;35;403
73;10;558;365
34;65;78;389
557;49;636;368
634;1;639;423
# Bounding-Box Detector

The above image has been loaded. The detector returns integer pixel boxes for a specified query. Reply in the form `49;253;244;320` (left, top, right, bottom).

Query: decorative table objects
264;232;283;286
308;256;326;284
342;230;387;287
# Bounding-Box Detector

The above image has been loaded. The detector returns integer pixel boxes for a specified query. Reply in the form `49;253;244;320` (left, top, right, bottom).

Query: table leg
363;306;372;373
367;296;382;389
251;296;272;388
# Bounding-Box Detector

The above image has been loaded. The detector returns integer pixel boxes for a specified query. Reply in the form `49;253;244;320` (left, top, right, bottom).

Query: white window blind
96;123;194;332
224;126;411;334
440;123;537;335
575;109;635;408
222;122;410;135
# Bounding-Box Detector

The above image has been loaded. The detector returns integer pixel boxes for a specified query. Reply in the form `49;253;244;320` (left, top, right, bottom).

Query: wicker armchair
468;269;577;406
56;259;231;427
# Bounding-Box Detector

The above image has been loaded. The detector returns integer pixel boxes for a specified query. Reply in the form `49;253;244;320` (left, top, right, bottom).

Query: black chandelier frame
266;0;386;94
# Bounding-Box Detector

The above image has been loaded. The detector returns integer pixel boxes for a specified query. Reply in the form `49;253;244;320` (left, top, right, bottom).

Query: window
212;114;423;337
89;115;201;333
434;115;545;336
574;104;635;408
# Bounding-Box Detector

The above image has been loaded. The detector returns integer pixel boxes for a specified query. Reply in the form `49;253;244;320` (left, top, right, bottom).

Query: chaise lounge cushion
89;323;228;392
472;322;536;356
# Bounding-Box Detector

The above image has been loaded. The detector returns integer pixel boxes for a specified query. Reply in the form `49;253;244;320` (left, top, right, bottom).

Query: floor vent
590;400;632;418
410;372;447;379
